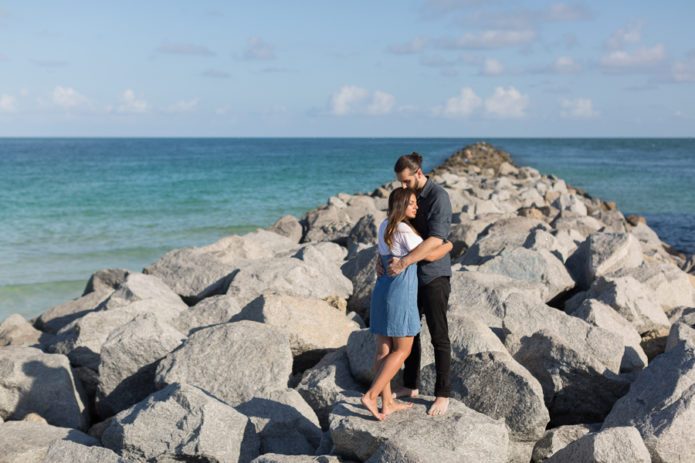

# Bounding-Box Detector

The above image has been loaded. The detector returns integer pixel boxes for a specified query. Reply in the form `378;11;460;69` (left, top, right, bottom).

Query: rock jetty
1;141;694;462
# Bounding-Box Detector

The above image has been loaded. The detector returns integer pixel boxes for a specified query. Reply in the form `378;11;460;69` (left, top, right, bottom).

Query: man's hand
375;256;385;277
387;256;406;277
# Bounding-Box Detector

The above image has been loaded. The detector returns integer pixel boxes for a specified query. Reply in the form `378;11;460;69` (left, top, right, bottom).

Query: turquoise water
1;138;693;320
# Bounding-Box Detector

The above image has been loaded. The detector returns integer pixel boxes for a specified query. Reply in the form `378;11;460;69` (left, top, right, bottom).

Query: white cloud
367;91;396;115
388;36;430;54
482;58;504;75
434;87;482;117
156;41;214;56
330;86;368;115
116;89;149;113
215;105;230;115
52;86;90;108
328;86;396;116
560;98;599;118
552;56;582;73
485;86;529;118
164;98;200;113
0;94;17;112
601;43;667;69
604;21;644;50
437;29;536;50
671;51;695;82
245;36;275;60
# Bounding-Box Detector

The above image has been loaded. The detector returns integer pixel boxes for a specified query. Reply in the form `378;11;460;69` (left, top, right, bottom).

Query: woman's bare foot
427;397;449;416
392;386;418;399
382;400;413;416
361;394;385;421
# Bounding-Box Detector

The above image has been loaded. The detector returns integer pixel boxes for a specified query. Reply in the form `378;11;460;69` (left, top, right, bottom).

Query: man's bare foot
382;400;413;416
392;386;418;399
361;395;385;421
427;397;449;416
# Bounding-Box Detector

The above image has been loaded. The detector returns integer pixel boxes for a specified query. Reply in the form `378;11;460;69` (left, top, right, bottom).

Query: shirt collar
418;176;433;198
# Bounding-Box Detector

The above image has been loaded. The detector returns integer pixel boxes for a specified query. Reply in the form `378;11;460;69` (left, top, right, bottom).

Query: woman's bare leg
362;335;414;419
361;335;391;420
380;336;414;415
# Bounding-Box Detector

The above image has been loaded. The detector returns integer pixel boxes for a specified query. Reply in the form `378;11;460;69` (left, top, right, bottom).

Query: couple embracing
361;152;453;421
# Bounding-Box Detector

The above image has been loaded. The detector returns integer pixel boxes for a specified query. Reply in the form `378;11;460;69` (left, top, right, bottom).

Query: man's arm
387;236;442;276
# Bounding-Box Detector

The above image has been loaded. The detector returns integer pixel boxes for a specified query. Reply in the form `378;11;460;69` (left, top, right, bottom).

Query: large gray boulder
545;426;650;463
40;440;125;463
551;215;603;239
421;352;549;463
569;299;648;372
252;455;340;463
238;293;359;359
51;296;185;370
567;276;670;335
0;421;99;463
0;347;89;430
0;314;43;347
82;268;129;295
98;272;187;316
477;248;575;302
602;343;695;462
609;260;695;310
34;290;111;334
329;394;509;462
345;329;376;385
532;423;600;462
102;382;259;463
96;313;185;418
341;245;378;322
665;321;695;352
301;195;379;244
502;294;629;424
145;230;298;303
236;389;322;455
567;232;644;289
296;348;364;429
448;267;547;328
155;321;292;407
173;294;244;335
226;244;352;307
268;215;303;243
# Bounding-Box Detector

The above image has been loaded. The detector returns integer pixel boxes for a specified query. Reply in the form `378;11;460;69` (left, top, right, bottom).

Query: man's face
396;168;423;190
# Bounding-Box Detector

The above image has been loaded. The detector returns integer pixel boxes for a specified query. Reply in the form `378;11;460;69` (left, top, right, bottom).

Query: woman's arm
423;240;453;262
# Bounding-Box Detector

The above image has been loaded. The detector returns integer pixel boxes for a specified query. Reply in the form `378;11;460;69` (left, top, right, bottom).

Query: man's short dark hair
394;152;423;173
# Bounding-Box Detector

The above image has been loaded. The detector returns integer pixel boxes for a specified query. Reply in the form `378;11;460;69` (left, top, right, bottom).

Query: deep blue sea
1;138;693;320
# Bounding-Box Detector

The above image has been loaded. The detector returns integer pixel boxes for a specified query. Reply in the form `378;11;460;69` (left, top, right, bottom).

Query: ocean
1;138;693;321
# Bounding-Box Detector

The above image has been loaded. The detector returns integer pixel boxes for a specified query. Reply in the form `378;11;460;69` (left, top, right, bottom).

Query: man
386;152;452;416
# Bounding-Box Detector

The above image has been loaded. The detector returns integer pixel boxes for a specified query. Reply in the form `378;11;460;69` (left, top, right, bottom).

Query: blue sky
1;1;694;137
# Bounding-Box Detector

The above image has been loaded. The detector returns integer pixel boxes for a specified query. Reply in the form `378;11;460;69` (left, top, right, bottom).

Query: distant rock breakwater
1;141;695;463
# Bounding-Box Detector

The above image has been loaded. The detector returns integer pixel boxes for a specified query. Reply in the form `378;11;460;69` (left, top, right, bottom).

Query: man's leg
420;276;451;415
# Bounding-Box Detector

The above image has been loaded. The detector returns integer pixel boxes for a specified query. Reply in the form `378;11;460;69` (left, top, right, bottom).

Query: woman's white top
377;219;423;257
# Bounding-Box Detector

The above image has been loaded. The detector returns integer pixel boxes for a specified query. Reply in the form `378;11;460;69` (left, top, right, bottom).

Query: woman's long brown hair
384;188;418;251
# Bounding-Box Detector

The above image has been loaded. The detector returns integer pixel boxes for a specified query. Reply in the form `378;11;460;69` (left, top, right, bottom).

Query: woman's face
405;194;418;219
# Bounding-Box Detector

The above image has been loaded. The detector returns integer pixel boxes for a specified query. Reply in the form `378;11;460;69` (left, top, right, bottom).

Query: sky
1;1;694;137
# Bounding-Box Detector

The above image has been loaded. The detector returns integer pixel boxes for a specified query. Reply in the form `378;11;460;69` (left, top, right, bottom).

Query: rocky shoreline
1;142;694;462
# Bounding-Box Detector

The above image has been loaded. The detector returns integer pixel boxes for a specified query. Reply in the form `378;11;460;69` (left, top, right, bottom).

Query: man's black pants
402;276;451;397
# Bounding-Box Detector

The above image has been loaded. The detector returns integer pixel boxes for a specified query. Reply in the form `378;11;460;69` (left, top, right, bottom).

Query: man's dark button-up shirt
413;177;452;286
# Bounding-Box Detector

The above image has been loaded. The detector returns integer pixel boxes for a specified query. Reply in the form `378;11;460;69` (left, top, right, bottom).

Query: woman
361;188;453;420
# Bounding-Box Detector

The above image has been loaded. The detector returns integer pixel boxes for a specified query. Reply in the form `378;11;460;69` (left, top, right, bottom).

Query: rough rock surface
173;294;244;335
296;348;364;429
329;394;509;462
340;245;378;322
236;389;322;455
532;423;600;462
102;382;259;463
96;313;185;418
34;290;111;334
545;426;650;463
568;232;644;289
0;346;89;430
0;421;99;463
238;293;359;358
156;321;293;407
0;313;43;347
268;215;303;243
40;440;125;463
602;342;695;462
